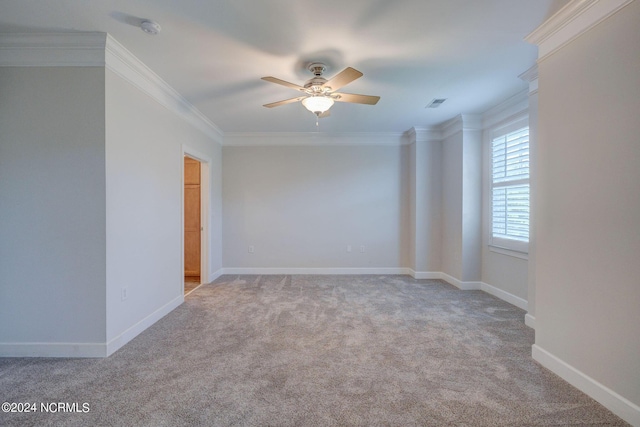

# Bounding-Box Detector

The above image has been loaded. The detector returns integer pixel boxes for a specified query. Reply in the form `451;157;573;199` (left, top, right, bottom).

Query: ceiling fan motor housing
305;63;330;93
304;77;329;92
308;63;327;76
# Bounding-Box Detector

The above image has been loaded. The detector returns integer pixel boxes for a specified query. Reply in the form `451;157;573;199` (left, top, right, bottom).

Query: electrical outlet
360;245;365;253
248;245;255;254
121;287;128;301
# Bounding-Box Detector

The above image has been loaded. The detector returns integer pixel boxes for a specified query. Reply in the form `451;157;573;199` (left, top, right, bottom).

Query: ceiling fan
261;63;380;119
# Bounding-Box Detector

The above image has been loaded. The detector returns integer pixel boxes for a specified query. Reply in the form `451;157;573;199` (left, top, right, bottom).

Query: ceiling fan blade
263;96;307;108
323;67;363;91
334;93;380;105
318;110;331;118
261;76;306;92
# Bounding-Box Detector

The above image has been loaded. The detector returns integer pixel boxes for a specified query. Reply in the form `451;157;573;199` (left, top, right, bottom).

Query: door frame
181;145;211;293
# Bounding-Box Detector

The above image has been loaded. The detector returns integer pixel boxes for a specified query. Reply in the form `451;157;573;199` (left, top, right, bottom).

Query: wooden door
184;157;201;280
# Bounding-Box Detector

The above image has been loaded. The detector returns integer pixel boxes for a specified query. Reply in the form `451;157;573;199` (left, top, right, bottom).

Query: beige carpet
0;275;629;426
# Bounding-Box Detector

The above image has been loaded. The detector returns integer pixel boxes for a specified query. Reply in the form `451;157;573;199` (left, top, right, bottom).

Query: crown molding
519;65;539;96
440;114;482;140
525;0;635;61
407;127;442;143
519;64;538;83
482;89;529;129
0;32;107;66
104;34;223;144
0;32;224;144
223;132;408;147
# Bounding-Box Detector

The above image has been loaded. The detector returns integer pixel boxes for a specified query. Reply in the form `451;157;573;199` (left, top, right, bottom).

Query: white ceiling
1;0;568;134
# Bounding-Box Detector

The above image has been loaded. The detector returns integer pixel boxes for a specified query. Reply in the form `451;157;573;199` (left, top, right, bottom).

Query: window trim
488;243;529;260
488;117;530;254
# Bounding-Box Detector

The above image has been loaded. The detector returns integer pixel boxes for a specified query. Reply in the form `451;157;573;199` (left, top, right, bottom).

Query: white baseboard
0;272;530;357
219;269;530;314
407;270;441;280
532;344;640;426
221;268;451;281
208;268;224;283
525;313;536;329
437;274;531;313
439;273;482;290
105;295;183;357
480;282;528;311
0;342;107;358
221;267;412;276
0;295;185;358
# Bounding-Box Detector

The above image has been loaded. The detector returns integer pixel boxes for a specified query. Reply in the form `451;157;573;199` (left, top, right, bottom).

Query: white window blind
491;126;529;247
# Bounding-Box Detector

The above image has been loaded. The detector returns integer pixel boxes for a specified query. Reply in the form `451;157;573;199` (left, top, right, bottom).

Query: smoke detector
140;20;161;35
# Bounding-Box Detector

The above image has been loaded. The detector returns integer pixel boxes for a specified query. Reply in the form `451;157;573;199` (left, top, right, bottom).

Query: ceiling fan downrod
308;63;327;77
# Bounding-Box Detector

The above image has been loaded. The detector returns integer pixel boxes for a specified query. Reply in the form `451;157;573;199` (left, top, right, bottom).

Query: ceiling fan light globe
302;96;334;114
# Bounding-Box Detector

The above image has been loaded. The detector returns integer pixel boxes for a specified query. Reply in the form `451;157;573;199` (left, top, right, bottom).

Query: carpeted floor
0;275;629;426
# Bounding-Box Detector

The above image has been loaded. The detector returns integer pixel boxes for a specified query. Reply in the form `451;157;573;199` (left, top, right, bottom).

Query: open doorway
183;148;210;296
184;156;201;293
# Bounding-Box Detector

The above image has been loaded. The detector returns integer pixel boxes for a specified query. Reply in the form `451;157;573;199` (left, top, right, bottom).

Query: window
491;125;529;253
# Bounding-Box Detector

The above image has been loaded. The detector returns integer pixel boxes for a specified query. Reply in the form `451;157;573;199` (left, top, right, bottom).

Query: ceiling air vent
426;98;447;108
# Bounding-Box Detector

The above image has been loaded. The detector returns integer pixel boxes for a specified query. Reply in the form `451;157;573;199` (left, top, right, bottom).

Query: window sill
488;244;529;260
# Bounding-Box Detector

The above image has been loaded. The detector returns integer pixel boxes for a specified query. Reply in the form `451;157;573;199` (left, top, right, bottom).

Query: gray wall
222;144;409;269
409;136;442;273
0;67;107;348
535;0;640;407
481;250;527;299
441;130;463;280
0;60;224;356
441;120;483;284
526;85;539;318
461;127;482;282
480;103;530;302
105;69;223;343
